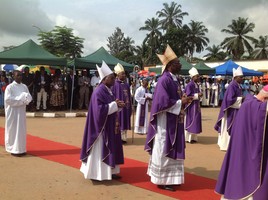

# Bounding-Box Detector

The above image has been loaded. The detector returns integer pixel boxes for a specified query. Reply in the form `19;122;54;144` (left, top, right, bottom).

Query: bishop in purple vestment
215;86;268;200
184;67;202;143
112;63;132;144
145;45;193;192
80;61;125;181
214;67;244;151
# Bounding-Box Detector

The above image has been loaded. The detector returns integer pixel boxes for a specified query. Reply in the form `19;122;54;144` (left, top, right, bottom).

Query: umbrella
2;64;18;71
149;72;156;76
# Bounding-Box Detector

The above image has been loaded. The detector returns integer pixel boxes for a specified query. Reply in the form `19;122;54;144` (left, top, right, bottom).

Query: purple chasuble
112;79;132;130
215;95;268;199
214;80;242;133
80;83;124;167
144;71;185;160
184;80;202;134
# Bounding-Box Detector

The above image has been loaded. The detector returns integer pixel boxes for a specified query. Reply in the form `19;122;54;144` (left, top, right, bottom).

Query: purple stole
184;80;202;134
80;83;124;167
215;95;268;199
214;80;242;133
139;88;148;126
145;71;185;160
112;79;132;130
204;81;208;99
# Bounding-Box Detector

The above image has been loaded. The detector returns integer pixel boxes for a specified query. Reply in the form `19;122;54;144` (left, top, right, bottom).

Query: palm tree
139;17;163;64
122;36;136;53
156;1;188;31
185;20;209;59
204;45;227;61
221;17;257;59
251;35;268;59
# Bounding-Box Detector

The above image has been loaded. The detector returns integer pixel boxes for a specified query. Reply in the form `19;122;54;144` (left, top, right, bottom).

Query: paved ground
0;107;225;200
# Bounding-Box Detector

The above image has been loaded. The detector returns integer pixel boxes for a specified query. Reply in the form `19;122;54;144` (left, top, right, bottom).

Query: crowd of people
3;44;268;199
0;66;102;111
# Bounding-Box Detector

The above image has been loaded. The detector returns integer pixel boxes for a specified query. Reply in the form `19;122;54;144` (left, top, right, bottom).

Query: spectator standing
78;70;90;110
90;71;100;90
34;66;51;110
22;66;34;111
50;75;65;110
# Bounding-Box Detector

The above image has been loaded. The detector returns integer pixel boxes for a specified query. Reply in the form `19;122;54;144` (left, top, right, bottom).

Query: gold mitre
114;63;125;74
156;44;177;66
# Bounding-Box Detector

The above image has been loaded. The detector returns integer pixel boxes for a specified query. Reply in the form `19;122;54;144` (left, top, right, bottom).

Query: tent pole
69;64;75;112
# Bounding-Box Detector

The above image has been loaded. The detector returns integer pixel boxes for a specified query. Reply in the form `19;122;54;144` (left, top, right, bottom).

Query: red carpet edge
0;127;219;200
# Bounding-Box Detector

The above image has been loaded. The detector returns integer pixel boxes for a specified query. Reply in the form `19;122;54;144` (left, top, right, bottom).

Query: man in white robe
5;70;32;156
134;79;152;135
201;77;211;106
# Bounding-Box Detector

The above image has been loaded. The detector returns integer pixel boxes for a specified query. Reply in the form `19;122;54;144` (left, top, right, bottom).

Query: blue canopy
215;60;263;76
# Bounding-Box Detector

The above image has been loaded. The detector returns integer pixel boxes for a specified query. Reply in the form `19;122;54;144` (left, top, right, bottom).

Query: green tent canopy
194;61;215;75
179;57;194;75
0;39;67;66
74;47;134;71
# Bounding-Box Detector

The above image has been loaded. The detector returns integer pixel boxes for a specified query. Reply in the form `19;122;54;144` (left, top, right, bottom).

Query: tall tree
251;35;268;59
204;45;227;61
107;27;125;55
156;1;188;30
184;20;209;59
221;17;257;59
162;26;189;58
121;36;136;53
139;17;163;64
38;26;84;59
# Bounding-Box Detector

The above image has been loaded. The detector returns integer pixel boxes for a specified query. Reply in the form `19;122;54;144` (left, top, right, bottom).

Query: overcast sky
0;0;267;57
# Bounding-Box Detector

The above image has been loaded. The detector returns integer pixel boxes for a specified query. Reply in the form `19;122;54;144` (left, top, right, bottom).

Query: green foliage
37;26;84;59
221;17;256;59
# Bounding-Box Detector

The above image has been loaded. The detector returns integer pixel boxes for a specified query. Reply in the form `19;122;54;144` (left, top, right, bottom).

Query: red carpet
0;127;218;200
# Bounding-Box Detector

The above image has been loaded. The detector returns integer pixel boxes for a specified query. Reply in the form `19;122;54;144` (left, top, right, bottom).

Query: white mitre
189;67;199;78
233;66;243;77
96;60;113;81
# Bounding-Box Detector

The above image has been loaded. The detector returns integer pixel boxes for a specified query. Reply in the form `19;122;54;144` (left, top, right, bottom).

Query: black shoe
157;185;175;192
11;152;26;157
112;174;121;180
190;140;197;144
122;140;127;144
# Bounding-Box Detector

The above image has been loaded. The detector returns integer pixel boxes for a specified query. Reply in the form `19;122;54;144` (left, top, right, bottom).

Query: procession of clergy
4;44;268;199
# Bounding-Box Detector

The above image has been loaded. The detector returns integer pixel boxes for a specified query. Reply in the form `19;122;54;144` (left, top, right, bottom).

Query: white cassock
217;97;243;151
147;100;184;185
4;81;32;154
134;86;150;134
210;83;219;107
80;101;120;181
201;81;211;106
